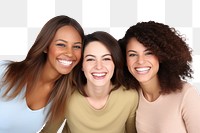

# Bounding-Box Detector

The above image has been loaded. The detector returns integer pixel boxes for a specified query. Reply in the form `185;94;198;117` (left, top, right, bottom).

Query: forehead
84;41;110;55
127;38;146;50
53;25;82;41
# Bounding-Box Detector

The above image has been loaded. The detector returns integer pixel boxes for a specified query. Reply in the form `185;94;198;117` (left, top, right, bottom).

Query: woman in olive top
40;31;138;133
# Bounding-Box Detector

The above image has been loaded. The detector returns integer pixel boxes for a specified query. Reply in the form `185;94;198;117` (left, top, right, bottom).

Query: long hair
119;21;193;93
74;31;125;96
1;15;84;122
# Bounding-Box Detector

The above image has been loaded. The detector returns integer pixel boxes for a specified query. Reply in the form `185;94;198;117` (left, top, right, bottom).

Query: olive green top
40;86;138;133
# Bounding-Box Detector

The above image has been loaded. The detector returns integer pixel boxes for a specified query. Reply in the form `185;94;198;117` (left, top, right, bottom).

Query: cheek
82;63;86;71
82;62;90;72
47;48;57;59
82;65;91;78
154;61;160;73
74;51;82;61
151;57;160;70
126;59;135;73
126;58;133;67
109;64;115;74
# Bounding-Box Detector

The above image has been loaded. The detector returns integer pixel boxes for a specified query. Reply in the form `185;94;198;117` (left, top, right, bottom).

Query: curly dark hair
119;21;193;94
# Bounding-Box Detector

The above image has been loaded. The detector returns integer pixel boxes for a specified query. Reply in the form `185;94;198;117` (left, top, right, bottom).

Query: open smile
58;59;73;66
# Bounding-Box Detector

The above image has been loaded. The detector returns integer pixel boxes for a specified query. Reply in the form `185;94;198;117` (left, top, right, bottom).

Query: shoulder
170;82;199;99
176;82;200;106
115;86;139;103
117;86;138;95
70;90;84;101
109;86;139;112
180;82;200;125
181;82;199;96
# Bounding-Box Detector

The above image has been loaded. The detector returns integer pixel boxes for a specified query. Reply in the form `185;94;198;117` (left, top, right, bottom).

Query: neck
42;61;62;83
85;83;112;99
27;67;59;94
140;78;161;102
84;83;113;109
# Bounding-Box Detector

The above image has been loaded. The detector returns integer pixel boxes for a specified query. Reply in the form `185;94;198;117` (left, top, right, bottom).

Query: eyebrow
55;39;82;44
85;54;111;58
127;49;151;53
127;50;136;53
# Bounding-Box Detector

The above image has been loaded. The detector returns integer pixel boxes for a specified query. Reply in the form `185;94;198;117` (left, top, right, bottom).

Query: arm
182;85;200;133
126;113;137;133
126;90;139;133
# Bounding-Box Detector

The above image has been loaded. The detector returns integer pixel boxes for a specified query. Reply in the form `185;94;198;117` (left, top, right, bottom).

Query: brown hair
73;31;126;96
119;21;193;93
1;15;84;122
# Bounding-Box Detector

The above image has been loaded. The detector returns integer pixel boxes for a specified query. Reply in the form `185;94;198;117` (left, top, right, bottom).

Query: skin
126;37;161;102
82;41;115;109
26;25;82;110
45;25;82;77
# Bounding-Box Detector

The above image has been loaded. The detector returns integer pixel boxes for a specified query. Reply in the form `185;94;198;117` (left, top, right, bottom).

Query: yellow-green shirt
64;86;138;133
40;86;138;133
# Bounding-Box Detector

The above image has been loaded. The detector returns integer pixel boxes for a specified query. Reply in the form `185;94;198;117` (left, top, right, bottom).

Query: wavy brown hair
119;21;193;94
1;15;84;123
73;31;126;96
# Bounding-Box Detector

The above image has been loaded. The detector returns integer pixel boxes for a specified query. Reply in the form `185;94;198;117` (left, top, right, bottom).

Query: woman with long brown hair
0;15;84;133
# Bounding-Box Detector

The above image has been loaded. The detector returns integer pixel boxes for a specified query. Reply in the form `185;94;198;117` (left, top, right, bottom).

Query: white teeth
92;73;106;77
136;67;150;72
58;59;72;66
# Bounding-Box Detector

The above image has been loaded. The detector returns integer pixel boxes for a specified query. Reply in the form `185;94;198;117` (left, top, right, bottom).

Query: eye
56;43;66;47
86;58;95;61
145;51;153;55
73;45;82;49
128;53;137;57
103;57;112;61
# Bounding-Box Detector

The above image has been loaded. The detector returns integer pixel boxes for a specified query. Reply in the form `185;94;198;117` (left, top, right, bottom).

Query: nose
95;60;103;69
137;55;145;64
64;47;73;57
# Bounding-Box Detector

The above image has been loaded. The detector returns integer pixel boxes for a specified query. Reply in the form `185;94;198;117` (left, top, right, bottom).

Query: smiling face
82;41;115;87
45;25;82;77
126;37;159;85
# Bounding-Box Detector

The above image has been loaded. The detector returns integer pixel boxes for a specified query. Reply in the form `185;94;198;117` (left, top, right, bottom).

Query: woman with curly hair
119;21;200;133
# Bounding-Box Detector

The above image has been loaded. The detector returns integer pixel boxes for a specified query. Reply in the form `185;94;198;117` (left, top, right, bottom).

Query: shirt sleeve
182;85;200;133
125;90;139;133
